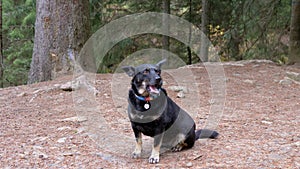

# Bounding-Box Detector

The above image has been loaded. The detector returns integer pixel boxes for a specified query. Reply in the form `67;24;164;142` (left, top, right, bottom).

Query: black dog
122;59;218;164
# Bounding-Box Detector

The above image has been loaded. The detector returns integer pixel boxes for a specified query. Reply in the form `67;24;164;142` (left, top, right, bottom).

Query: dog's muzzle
147;70;162;95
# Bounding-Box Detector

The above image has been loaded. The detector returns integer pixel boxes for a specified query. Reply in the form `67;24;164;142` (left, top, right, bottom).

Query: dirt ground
0;60;299;168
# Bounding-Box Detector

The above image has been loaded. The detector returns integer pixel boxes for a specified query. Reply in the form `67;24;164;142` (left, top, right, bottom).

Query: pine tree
2;0;35;87
289;0;300;64
0;0;3;88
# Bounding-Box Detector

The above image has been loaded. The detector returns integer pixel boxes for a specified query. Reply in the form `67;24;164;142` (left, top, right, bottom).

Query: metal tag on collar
144;102;150;110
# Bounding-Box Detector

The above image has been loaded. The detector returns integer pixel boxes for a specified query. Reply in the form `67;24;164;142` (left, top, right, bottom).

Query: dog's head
122;59;166;98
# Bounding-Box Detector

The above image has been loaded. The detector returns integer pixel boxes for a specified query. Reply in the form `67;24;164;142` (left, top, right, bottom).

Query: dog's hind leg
149;133;163;164
171;133;188;152
132;130;142;159
171;131;195;152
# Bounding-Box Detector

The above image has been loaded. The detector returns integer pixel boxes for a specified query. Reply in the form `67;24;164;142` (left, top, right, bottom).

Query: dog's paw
132;151;141;159
171;141;187;152
171;145;183;152
148;156;159;164
171;144;184;152
132;143;142;159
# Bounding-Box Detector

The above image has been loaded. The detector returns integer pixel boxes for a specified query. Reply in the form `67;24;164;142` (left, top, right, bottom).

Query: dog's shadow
97;134;171;160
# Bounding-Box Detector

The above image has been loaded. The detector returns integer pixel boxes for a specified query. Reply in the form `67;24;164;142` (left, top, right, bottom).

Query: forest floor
0;60;299;169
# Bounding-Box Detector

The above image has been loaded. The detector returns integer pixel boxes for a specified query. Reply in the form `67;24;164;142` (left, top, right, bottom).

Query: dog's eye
143;69;150;74
155;69;160;74
135;75;144;83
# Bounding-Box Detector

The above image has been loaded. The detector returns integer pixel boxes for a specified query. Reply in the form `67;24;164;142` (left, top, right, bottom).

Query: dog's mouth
138;85;160;97
147;85;160;95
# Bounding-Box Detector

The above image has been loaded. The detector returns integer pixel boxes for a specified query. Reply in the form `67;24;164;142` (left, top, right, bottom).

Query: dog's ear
122;66;135;77
156;59;167;69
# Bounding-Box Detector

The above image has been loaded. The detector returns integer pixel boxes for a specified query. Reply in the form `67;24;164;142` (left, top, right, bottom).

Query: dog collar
135;95;152;101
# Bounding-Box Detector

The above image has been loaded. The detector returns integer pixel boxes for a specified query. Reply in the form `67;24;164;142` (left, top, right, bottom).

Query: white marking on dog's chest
130;113;144;119
128;110;160;122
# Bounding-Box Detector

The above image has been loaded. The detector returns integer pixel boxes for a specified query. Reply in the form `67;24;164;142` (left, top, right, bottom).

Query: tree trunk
28;0;90;84
201;0;209;62
0;0;3;88
230;29;241;60
187;0;192;65
162;0;170;51
289;0;300;64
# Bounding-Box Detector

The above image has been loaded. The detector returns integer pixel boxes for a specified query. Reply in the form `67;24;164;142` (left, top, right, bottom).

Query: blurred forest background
0;0;297;87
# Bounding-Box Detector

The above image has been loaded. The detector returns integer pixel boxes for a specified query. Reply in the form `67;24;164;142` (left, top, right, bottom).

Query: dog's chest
128;105;161;122
131;118;165;137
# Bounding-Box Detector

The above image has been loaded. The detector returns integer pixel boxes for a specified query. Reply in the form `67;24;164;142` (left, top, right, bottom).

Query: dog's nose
148;70;161;85
155;74;161;80
153;74;161;84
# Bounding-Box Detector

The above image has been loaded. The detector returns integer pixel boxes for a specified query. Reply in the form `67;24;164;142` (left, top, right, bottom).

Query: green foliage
1;0;35;87
210;0;291;61
98;38;135;73
91;0;199;73
0;0;293;87
93;0;292;73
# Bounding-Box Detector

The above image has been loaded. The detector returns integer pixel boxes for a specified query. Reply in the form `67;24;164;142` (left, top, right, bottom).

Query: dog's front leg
149;133;163;164
132;129;142;159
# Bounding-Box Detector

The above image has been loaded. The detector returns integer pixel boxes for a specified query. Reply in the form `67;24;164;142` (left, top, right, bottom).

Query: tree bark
162;0;170;51
201;0;209;62
28;0;90;84
289;0;300;64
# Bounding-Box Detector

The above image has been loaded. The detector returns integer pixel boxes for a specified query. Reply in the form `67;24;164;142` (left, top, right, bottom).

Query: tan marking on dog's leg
132;133;142;159
149;134;163;164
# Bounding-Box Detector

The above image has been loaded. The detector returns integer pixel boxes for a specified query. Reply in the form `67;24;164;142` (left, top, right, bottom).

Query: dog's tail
195;129;219;140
